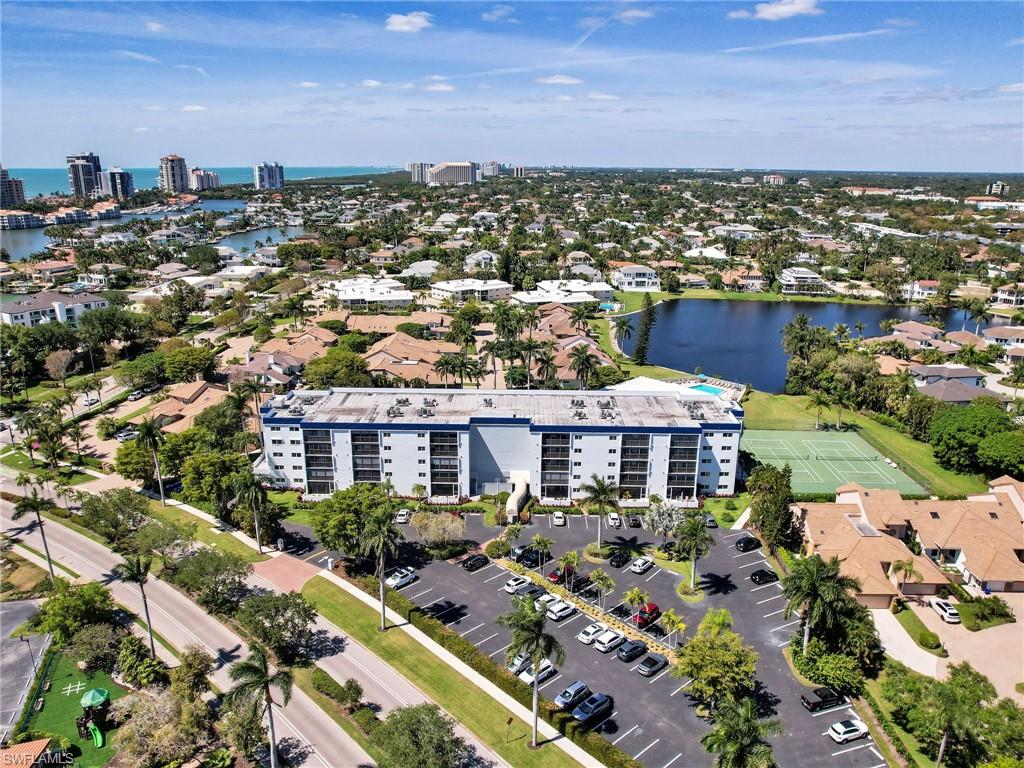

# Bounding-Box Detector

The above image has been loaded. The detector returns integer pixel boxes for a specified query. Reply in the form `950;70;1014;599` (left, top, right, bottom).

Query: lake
618;298;1011;393
213;225;307;252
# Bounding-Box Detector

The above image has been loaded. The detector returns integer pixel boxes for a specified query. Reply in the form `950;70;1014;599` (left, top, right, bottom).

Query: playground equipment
87;722;103;748
76;688;109;748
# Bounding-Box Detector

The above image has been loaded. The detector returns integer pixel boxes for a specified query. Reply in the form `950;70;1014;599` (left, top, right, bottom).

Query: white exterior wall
265;424;306;487
469;425;534;495
568;432;620;501
379;430;428;495
697;429;741;495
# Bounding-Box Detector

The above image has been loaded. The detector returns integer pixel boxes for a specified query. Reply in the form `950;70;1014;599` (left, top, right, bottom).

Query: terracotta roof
0;738;51;766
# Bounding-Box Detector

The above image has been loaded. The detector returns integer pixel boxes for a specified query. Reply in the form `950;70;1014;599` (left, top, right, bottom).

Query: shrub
919;630;941;650
352;705;380;735
724;499;737;510
484;539;510;558
425;540;470;560
311;668;363;711
584;542;612;559
96;417;119;440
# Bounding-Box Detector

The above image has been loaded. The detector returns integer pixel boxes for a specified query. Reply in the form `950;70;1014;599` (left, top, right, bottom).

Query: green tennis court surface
741;429;925;495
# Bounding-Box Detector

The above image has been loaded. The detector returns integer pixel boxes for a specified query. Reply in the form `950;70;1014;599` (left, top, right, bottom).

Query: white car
82;396;100;407
384;567;416;589
394;509;411;524
607;512;622;528
507;651;531;675
630;556;654;574
547;601;576;622
535;593;560;612
576;621;609;645
594;629;626;653
552;510;566;526
929;598;961;624
519;659;557;685
827;719;869;744
504;575;530;594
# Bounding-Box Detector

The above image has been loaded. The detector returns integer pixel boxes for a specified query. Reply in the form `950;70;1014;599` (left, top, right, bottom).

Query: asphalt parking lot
287;512;888;768
0;600;49;743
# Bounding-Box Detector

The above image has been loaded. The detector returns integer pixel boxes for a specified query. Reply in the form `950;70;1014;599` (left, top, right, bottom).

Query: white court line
612;724;639;745
738;559;768;569
635;740;660;759
662;754;683;768
757;594;784;604
459;622;485;637
670;679;693;696
474;632;499;647
645;568;663;583
832;742;874;757
750;582;782;592
648;668;672;684
409;587;434;599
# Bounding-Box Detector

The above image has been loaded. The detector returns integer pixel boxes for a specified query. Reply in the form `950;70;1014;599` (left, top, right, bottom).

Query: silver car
554;680;591;710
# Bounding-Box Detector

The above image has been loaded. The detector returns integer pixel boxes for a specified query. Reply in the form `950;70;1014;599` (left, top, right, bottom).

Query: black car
516;584;546;601
801;686;842;712
510;545;532;563
750;568;779;585
627;515;642;528
616;639;648;662
705;515;718;528
735;535;761;552
568;576;593;595
520;549;550;569
571;693;614;726
637;653;668;677
608;550;630;568
462;554;489;572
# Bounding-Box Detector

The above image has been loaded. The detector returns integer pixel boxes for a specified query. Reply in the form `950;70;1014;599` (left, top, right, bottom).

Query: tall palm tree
226;390;253;443
12;488;55;581
479;339;502;388
590;568;615;611
568;344;599;390
854;320;865;337
361;506;403;631
503;522;523;548
830;389;853;430
660;608;686;647
66;423;85;463
520;337;542;390
675;511;715;590
135;417;166;505
613;316;633;349
805;390;830;431
623;586;649;624
969;298;991;335
114;555;156;658
701;697;781;768
890;558;922;594
497;597;565;748
556;549;580;592
570;305;591;336
530;533;553;572
235;378;264;448
234;472;270;553
226;645;293;768
782;554;861;655
14;409;42;465
535;349;557;387
578;474;619;549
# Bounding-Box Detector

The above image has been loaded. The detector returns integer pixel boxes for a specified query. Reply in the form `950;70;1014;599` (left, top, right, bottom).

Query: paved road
0;499;373;768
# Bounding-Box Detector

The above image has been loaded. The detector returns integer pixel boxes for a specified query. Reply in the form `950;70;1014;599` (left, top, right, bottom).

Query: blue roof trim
263;418;741;434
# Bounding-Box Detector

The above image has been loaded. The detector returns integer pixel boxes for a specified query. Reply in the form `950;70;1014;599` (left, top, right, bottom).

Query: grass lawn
742;392;987;497
292;667;387;765
26;653;128;768
650;554;706;603
588;318;689;381
956;602;1017;632
893;608;946;656
0;549;50;601
118;404;152;423
146;500;268;563
864;673;936;768
702;493;749;527
0;451;95;485
301;576;581;768
268;490;311;526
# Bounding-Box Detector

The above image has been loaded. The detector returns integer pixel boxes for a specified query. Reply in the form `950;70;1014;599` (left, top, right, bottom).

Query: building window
721;459;731;464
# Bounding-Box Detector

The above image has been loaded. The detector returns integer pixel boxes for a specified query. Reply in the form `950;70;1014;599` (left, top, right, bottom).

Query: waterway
618;298;1012;393
212;225;307;252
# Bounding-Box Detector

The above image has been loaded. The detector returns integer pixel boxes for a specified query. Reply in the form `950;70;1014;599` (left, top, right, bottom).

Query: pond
618;297;1011;393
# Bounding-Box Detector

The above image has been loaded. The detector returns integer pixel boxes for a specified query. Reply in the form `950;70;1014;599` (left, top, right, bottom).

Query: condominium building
0;210;45;230
258;387;744;502
0;164;26;208
98;167;135;199
189;167;222;191
407;162;431;184
986;180;1008;196
430;278;513;303
427;161;478;186
253;162;285;190
45;207;90;225
481;161;501;177
66;152;101;197
512;166;525;178
1;291;109;327
325;277;414;309
762;173;786;186
158;155;190;193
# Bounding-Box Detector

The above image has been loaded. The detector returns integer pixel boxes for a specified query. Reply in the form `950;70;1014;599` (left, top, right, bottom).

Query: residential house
464;249;500;272
227;351;304;389
398;260;440;280
901;280;939;301
608;261;661;292
327;277;414;309
719;268;765;292
343;311;451;337
684;246;729;262
82;263;128;289
779;267;829;296
362;332;461;385
918;379;1007;406
138;380;230;433
993;283;1024;308
909;364;985;388
1;290;108;327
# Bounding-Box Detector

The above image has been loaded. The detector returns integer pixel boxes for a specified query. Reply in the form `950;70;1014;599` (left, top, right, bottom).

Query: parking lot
289;512;888;768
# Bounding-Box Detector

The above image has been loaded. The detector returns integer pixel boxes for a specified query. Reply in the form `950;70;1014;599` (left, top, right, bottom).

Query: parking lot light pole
21;636;38;676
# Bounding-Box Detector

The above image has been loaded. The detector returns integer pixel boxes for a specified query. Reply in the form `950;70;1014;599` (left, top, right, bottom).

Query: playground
22;653;125;766
741;429;926;495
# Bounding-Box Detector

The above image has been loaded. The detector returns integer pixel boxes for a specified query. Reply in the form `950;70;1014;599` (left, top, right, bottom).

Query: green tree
747;464;796;552
675;510;715;590
977;431;1024;478
80;488;149;550
673;609;758;711
238;593;317;663
362;506;403;631
135;417;167;504
12;489;56;581
180;451;250;519
164;345;217;383
35;579;116;644
304;347;372;388
165;549;251;613
660;608;686;647
929;400;1013;473
113;555;156;658
226;645;293;768
578;473;619;548
805;390;831;431
529;533;553;572
371;703;471;768
701;697;781;768
590;568;616;611
310;483;393;555
782;554;861;655
568;344;600;389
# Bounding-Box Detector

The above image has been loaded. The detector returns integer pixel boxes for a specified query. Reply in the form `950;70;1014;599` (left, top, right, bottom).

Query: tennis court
741;429;925;495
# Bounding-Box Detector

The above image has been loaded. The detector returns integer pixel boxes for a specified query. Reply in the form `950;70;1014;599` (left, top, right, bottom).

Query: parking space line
424;596;448;608
483;569;507;582
559;613;584;627
866;764;887;768
662;753;683;768
432;604;461;619
409;587;434;600
474;632;498;647
763;607;787;617
629;663;643;672
648;668;671;684
612;724;639;745
584;515;590;529
832;742;874;756
771;619;802;632
488;643;511;658
473;563;497;575
757;594;784;604
776;639;791;648
548;515;552;528
445;613;471;626
565;516;571;528
538;674;562;691
670;679;692;696
811;702;851;717
870;747;883;760
459;622;486;637
734;550;763;558
750;582;782;592
738;559;768;569
591;710;618;732
723;531;748;539
634;739;660;759
644;568;662;583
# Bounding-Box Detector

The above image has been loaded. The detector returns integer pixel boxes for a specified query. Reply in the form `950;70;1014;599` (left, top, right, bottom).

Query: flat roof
262;387;741;430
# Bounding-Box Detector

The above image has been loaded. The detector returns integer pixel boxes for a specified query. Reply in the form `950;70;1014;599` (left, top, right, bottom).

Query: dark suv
735;535;761;553
801;687;842;712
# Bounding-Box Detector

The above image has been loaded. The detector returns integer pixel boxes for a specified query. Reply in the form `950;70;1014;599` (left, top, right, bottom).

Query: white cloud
145;21;165;32
386;11;433;33
615;9;654;24
586;91;620;101
425;74;448;81
536;74;584;85
724;28;894;53
553;95;575;102
181;105;207;111
424;82;455;92
999;83;1024;93
1009;37;1024;46
292;81;320;88
114;49;160;64
396;83;416;90
133;127;149;133
883;18;917;28
361;79;382;87
482;5;516;23
176;64;209;78
728;0;823;21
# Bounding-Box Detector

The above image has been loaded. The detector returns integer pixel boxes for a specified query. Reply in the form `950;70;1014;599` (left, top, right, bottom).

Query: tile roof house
917;379;1007;407
362;332;461;385
909;363;985;387
134;380;230;433
227;352;303;389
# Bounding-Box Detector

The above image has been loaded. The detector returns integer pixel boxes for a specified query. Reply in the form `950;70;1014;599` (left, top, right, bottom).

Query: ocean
8;166;400;198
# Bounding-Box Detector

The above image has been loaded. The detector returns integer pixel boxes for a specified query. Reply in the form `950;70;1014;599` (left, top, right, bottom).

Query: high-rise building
512;166;525;178
158;155;189;193
98;167;135;200
189;167;222;191
762;173;786;186
0;164;26;208
66;152;101;197
407;162;431;184
481;161;501;178
987;181;1008;196
427;161;478;185
253;162;285;190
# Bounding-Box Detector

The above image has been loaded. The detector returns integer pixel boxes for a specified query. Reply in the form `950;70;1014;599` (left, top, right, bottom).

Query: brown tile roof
0;738;51;766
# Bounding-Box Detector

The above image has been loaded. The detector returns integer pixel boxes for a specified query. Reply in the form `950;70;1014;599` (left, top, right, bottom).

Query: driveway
76;392;156;465
869;609;939;678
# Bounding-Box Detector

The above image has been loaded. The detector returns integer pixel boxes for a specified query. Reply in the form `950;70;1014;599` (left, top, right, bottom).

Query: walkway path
869;609;940;678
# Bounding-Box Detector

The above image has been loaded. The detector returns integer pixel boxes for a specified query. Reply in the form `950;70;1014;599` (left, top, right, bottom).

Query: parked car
516;584;546;601
750;568;779;586
704;515;718;528
510;545;531;563
735;535;761;552
507;651;531;675
627;514;642;528
607;512;622;528
127;390;144;401
384;567;416;589
929;598;961;624
576;621;608;645
82;395;100;407
548;566;574;585
608;550;630;568
535;593;560;612
552;510;566;526
568;576;592;595
630;556;654;574
637;653;668;677
393;509;411;524
143;383;162;394
547;601;576;622
801;687;842;712
461;554;489;572
633;602;661;629
827;719;869;744
504;575;530;594
519;659;557;685
594;629;625;653
554;680;591;710
572;693;613;726
617;639;648;662
115;430;139;443
520;549;550;569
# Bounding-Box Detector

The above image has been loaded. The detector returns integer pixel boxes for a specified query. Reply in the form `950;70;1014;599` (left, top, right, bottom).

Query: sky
2;1;1022;172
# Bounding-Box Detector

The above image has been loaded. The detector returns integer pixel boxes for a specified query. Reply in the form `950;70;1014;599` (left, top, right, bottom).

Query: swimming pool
599;302;617;311
690;383;725;396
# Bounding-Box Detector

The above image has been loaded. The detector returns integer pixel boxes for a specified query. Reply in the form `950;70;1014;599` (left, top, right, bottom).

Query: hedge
352;704;380;735
860;688;916;766
311;667;349;703
484;540;510;558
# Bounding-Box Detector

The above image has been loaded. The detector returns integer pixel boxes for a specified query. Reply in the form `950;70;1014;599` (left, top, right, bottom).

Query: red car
633;602;661;629
548;566;575;584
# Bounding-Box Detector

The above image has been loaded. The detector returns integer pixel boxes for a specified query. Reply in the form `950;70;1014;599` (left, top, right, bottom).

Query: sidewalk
869;609;940;678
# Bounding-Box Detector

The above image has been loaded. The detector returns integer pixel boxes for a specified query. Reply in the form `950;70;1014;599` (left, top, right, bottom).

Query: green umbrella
80;688;109;708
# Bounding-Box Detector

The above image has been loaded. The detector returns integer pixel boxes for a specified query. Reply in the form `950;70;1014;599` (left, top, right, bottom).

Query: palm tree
226;390;253;443
660;608;686;647
14;409;42;465
832;323;850;344
497;597;565;748
854;320;865;337
557;549;580;592
675;511;715;590
569;305;591;336
66;423;85;463
831;389;853;430
361;506;403;631
135;417;166;505
624;586;649;624
890;558;922;594
12;488;55;581
612;316;633;349
535;349;557;387
226;645;293;768
234;472;270;554
568;344;599;390
479;339;502;388
701;697;781;768
530;533;553;572
114;555;156;658
782;554;861;655
590;568;615;611
969;298;991;335
503;522;523;548
235;378;264;448
578;474;619;549
520;337;542;390
804;390;830;431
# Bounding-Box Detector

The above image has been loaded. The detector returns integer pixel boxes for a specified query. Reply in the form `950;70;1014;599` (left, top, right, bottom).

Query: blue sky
2;1;1022;171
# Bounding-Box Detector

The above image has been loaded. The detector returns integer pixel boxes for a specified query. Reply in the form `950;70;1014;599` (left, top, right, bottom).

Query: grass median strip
301;575;581;768
146;500;268;563
292;668;386;765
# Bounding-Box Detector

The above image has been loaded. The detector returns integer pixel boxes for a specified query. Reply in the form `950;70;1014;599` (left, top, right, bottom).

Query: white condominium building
427;161;478;185
326;277;414;309
158;154;190;193
763;174;786;186
779;267;830;295
254;162;285;190
1;291;109;327
259;388;744;503
407;162;431;183
430;278;513;303
190;167;222;191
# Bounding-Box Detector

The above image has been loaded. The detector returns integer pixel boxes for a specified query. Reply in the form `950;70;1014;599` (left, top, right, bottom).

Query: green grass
0;549;50;601
1016;682;1024;695
118;404;152;422
301;576;581;768
865;673;936;768
893;608;947;656
292;667;387;765
956;602;1017;632
702;494;749;527
25;653;128;768
0;451;95;485
146;500;268;563
742;392;987;497
589;318;689;381
268;490;311;526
